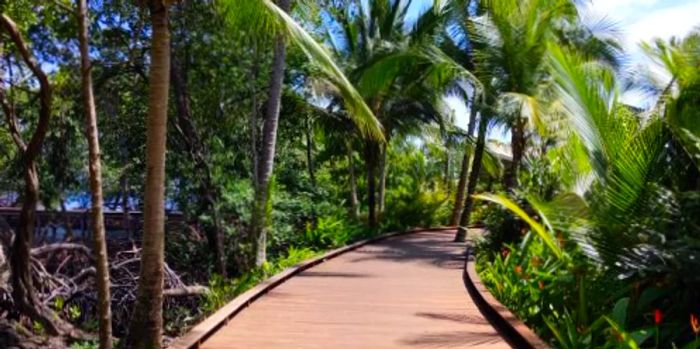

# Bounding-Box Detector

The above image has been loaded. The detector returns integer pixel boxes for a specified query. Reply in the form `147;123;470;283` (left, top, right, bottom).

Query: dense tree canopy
0;0;698;348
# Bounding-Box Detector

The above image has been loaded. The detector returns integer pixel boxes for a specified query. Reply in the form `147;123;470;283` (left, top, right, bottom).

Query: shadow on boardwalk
198;230;509;349
349;232;467;270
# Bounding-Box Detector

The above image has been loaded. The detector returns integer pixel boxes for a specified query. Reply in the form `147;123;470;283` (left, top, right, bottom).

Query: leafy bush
202;246;319;314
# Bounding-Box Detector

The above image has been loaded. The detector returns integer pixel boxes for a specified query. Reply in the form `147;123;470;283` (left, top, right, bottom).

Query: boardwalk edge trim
168;226;454;349
463;246;551;349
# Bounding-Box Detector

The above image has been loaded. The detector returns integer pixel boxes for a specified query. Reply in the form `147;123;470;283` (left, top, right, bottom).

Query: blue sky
435;0;700;132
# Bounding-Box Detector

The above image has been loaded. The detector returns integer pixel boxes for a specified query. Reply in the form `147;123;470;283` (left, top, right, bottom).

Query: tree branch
0;14;52;162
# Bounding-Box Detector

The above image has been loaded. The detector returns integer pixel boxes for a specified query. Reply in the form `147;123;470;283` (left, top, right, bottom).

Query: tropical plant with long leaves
319;0;482;226
218;0;383;265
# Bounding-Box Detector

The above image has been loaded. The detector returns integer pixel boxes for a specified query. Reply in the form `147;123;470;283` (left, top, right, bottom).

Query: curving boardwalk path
200;229;509;348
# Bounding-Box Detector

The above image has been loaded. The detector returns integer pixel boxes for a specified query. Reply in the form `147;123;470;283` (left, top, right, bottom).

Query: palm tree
454;105;490;241
468;0;578;191
322;0;478;226
219;0;383;265
76;0;112;347
125;0;172;347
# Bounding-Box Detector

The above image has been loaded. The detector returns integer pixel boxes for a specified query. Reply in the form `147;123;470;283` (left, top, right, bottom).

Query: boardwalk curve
183;229;509;349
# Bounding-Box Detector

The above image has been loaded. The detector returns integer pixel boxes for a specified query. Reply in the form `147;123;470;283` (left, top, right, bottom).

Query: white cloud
625;1;700;49
589;0;659;19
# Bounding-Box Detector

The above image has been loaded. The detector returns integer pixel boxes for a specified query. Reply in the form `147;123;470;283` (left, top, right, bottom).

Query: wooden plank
187;230;509;349
169;228;452;349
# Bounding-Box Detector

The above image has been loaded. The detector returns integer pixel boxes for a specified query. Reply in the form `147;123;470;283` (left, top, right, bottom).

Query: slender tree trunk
60;198;74;241
171;53;226;276
250;41;259;191
347;142;359;219
121;175;131;240
365;140;378;228
503;117;525;191
450;99;479;226
77;0;112;346
251;0;291;267
443;150;450;192
1;13;71;336
450;151;470;226
377;144;387;214
125;2;170;348
305;116;316;186
454;114;488;242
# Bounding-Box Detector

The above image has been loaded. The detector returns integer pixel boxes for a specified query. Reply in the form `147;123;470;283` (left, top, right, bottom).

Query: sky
438;0;700;133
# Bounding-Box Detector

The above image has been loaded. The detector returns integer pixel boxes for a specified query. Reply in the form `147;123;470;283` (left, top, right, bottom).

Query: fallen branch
163;285;209;297
31;243;91;257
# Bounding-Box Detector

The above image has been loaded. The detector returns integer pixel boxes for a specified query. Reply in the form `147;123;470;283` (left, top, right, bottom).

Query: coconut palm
219;0;383;266
483;38;700;295
321;0;480;226
125;0;173;347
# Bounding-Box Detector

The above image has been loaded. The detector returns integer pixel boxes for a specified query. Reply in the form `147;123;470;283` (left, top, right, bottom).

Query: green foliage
203;245;320;313
69;341;99;349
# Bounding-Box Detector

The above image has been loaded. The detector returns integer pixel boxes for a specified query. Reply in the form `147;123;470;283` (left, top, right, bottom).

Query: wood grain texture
200;230;509;349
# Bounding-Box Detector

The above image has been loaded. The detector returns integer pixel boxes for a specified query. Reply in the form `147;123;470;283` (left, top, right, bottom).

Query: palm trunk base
454;227;468;242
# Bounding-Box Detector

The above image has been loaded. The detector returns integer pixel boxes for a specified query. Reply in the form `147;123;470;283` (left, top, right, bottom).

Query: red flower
691;313;700;335
538;280;545;290
654;309;663;325
515;265;522;274
501;248;510;258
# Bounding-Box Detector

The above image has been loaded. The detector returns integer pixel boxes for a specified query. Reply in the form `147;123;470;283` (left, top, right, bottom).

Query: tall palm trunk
503;116;525;191
450;99;479;225
305;116;316;186
365;140;379;227
347;142;359;219
454;114;487;242
0;13;69;336
125;2;170;347
77;0;112;346
443;150;450;192
377;144;387;213
251;0;291;267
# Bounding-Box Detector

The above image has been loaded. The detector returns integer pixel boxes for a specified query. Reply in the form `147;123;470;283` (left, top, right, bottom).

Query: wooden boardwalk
200;230;509;348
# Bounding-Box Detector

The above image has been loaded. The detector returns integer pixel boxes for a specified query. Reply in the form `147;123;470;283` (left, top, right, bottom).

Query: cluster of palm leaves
223;0;700;323
480;21;700;345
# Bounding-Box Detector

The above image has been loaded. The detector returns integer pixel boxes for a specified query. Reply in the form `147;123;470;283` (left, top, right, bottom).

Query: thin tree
454;110;489;242
249;0;292;266
0;13;69;336
125;0;172;347
76;0;112;347
450;93;479;225
223;0;383;265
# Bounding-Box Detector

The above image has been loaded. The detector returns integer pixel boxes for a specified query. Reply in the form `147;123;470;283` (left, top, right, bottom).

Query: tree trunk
250;41;260;191
171;52;226;276
306;116;316;186
1;13;71;337
125;2;170;348
365;140;379;228
250;0;291;267
347;142;359;219
443;150;450;192
60;198;74;241
454;114;488;242
77;0;112;346
121;175;131;240
503;117;525;191
377;144;387;214
449;98;479;226
449;151;470;226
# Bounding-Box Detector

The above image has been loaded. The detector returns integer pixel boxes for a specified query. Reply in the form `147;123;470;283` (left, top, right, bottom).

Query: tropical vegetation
0;0;697;348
